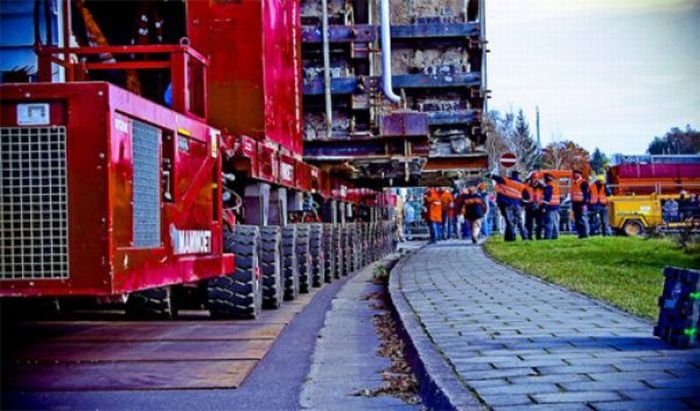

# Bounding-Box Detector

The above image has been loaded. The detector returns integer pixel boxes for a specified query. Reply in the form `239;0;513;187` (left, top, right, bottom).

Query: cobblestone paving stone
396;241;700;410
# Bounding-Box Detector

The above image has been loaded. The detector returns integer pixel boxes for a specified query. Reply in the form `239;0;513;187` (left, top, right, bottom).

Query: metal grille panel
132;120;161;248
0;126;69;280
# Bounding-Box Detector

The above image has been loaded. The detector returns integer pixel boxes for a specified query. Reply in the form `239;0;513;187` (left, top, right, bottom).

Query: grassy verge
484;235;700;320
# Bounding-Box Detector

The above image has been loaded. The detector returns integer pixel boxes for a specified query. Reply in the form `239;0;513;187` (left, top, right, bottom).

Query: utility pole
536;106;541;168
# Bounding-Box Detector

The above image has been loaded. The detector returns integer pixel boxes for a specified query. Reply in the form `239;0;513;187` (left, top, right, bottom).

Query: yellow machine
608;194;695;236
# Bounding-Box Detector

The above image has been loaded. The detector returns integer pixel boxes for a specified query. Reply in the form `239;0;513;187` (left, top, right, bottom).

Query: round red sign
499;152;517;168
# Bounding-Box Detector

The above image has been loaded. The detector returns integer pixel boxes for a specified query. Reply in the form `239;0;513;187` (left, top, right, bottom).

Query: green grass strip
484;235;700;320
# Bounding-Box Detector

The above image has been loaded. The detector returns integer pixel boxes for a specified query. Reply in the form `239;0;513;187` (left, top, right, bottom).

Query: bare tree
483;110;513;172
542;140;590;172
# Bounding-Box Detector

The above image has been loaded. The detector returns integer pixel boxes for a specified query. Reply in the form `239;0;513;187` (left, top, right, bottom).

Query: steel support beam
389;23;479;39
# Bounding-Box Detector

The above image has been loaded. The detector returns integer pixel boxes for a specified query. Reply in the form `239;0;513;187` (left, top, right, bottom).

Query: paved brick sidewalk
395;241;700;410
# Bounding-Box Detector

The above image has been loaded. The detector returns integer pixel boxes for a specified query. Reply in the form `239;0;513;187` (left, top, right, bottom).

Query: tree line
484;108;699;175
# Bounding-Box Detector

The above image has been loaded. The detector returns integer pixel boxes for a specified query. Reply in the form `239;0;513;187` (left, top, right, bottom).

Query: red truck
0;0;402;319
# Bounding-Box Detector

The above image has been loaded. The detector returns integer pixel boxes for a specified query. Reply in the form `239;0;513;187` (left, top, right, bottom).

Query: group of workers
491;169;611;241
415;169;613;244
422;185;488;244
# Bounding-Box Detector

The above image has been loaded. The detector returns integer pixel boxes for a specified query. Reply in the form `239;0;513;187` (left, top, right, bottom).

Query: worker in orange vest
588;176;611;236
461;186;487;244
440;187;455;240
570;169;590;239
522;172;544;240
542;173;561;239
423;187;443;243
491;170;528;242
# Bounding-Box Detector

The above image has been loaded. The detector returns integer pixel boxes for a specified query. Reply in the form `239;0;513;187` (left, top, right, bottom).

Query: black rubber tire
388;221;393;252
369;223;383;262
622;219;645;237
126;286;176;319
346;224;354;273
282;226;299;301
309;224;325;288
375;223;381;261
207;225;261;319
358;223;367;266
367;223;374;263
380;221;388;257
351;224;361;271
342;225;352;276
369;223;375;262
322;224;334;283
260;226;283;309
333;225;344;278
377;222;383;258
296;224;311;293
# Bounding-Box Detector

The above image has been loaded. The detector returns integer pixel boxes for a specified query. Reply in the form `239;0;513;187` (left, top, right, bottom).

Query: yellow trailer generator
608;194;700;236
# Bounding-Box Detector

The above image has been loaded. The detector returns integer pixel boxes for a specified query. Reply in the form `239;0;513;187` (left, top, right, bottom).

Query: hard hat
596;175;605;182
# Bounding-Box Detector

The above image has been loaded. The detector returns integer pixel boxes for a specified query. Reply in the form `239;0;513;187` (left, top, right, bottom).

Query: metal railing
36;43;208;120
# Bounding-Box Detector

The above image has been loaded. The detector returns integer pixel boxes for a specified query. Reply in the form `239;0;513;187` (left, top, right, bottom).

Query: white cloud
486;0;700;154
532;0;696;13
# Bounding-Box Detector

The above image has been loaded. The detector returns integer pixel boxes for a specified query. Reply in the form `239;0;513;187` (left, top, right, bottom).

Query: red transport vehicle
0;0;398;319
607;161;700;195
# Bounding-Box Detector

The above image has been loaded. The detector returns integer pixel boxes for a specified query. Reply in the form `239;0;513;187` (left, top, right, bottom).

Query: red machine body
0;1;390;300
0;82;233;297
187;0;303;155
608;163;700;195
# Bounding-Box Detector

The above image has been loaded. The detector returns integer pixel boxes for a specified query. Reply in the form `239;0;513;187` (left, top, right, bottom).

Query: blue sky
486;0;700;155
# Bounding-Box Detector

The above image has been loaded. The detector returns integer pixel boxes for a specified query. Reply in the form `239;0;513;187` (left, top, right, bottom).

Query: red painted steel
295;161;312;192
319;171;332;199
608;163;700;195
0;82;233;297
277;153;296;188
0;1;400;304
187;0;303;155
611;164;700;179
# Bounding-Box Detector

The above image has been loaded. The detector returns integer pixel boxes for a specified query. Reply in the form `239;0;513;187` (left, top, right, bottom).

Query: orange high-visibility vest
426;190;443;223
524;185;544;206
440;190;455;217
570;178;585;202
495;178;525;200
589;183;608;205
546;181;561;206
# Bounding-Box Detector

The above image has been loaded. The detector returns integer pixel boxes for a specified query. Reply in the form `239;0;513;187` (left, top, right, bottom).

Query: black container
653;267;700;348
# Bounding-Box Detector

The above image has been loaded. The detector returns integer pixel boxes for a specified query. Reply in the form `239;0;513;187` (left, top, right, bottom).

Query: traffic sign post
500;152;517;169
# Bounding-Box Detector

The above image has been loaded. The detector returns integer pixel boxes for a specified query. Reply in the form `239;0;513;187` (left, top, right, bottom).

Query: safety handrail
36;44;208;121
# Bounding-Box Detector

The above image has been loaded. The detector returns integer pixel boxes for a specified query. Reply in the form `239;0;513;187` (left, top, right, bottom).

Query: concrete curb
387;247;485;411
